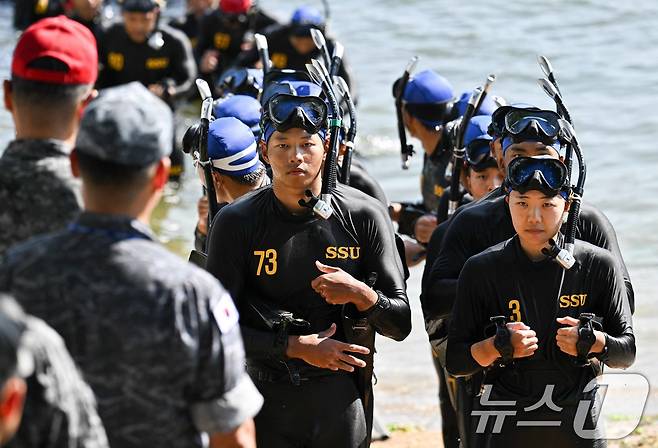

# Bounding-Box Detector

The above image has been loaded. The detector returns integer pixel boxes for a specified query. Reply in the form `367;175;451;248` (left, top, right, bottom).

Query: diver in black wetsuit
13;0;65;30
435;115;503;222
96;0;196;180
447;155;635;447
421;107;635;448
205;83;411;448
195;0;278;81
235;6;354;91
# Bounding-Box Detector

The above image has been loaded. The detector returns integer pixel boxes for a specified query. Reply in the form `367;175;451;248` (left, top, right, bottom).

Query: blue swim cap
208;117;261;176
403;70;454;128
291;6;324;27
463;115;493;148
403;70;454;105
214;95;262;137
454;90;497;118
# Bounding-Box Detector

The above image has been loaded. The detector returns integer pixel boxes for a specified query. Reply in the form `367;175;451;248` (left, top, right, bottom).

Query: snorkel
310;28;332;72
447;74;496;216
334;77;357;184
329;42;344;77
394;56;420;169
536;56;586;267
254;33;271;75
182;79;219;224
301;59;343;219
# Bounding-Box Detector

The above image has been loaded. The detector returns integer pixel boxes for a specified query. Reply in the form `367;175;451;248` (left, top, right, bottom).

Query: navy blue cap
208;117;261;177
261;80;323;107
291;6;324;27
454;90;497;118
76;82;173;167
464;115;493;148
214;95;262;136
403;70;454;105
403;70;454;128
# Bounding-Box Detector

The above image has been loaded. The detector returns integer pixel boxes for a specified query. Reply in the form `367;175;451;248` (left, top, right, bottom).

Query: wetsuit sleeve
423;210;473;320
168;32;197;99
578;204;635;313
184;277;263;433
205;208;287;360
347;164;388;206
593;252;635;369
359;200;411;341
446;257;488;377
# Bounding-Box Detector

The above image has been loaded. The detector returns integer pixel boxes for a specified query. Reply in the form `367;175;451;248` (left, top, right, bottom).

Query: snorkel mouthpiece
542;239;576;269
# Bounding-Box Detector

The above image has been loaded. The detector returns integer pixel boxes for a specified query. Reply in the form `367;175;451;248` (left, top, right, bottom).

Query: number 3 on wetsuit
254;250;278;276
508;299;521;322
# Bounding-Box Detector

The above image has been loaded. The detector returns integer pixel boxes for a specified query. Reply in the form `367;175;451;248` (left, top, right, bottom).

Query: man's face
465;166;503;201
123;10;158;43
508;189;567;249
73;0;102;21
289;35;317;56
263;128;326;190
502;141;559;173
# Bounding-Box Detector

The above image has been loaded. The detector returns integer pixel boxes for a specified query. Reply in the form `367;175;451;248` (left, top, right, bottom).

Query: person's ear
260;140;269;164
152;157;171;191
211;169;223;189
0;377;27;430
461;169;472;193
505;194;510;205
4;80;13;113
70;149;81;178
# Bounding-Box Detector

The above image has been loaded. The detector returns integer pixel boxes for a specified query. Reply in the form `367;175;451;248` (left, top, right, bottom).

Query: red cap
220;0;251;14
11;16;98;85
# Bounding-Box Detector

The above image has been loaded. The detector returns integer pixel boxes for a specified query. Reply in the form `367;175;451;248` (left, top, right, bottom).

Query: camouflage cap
76;82;173;167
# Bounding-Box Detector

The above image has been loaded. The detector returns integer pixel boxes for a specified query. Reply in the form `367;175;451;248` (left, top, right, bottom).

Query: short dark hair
216;165;266;187
76;151;154;190
11;57;91;109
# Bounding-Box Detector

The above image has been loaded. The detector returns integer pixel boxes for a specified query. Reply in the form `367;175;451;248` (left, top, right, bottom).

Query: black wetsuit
96;22;196;177
96;23;196;105
205;184;411;447
338;158;388;207
236;25;355;92
195;8;278;75
447;235;635;447
421;190;633;448
13;0;64;30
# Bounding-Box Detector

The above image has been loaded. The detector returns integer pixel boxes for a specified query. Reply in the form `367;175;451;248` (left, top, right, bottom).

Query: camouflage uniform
0;139;82;255
0;297;109;448
0;83;263;447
